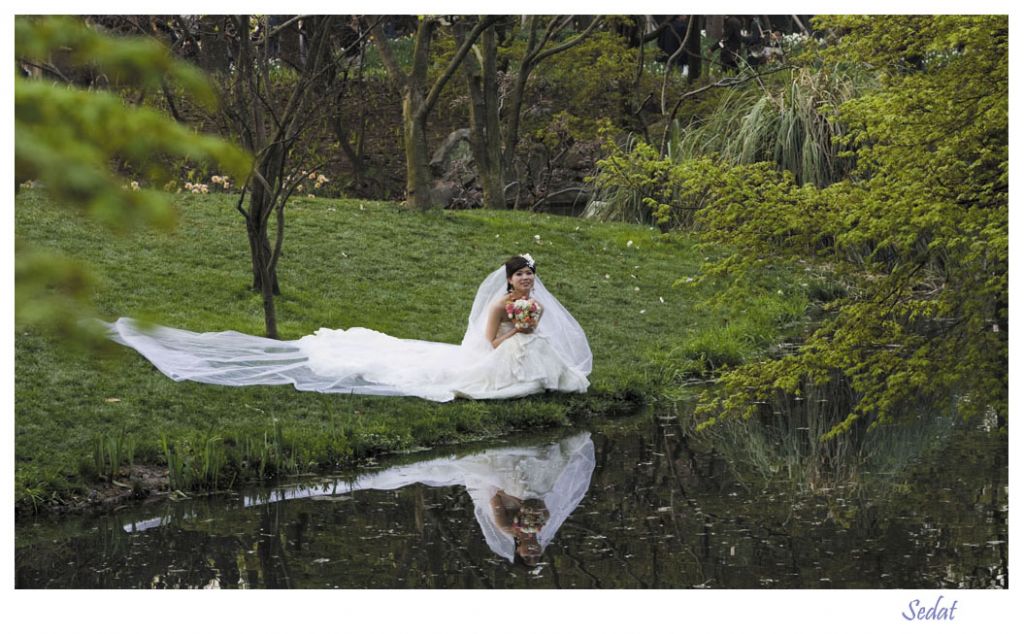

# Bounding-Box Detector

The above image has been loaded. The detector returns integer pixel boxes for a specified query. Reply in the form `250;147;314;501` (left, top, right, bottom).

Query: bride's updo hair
505;255;536;292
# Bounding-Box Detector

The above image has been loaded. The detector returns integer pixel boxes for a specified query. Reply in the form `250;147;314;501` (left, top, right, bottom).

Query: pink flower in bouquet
506;298;541;330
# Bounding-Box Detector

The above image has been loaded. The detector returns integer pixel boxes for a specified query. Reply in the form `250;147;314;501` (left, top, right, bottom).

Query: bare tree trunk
217;15;352;337
502;16;539;179
501;16;603;192
403;95;433;210
460;19;505;208
371;16;498;210
403;18;435;209
684;15;703;82
479;24;504;209
196;15;231;73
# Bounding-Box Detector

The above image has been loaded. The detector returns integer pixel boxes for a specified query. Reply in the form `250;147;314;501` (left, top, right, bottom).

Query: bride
106;254;591;402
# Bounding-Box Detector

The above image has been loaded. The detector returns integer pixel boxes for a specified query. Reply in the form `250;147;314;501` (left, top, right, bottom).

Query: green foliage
14;16;251;337
510;27;661;143
593;142;845;238
15;16;217;104
593;16;1007;438
706;16;1007;436
532;30;636;120
666;66;872;187
92;423;136;482
591;62;873;225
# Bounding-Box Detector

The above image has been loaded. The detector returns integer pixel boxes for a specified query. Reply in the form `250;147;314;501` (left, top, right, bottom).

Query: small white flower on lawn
685;277;694;283
534;234;541;240
777;290;784;295
627;240;634;247
659;297;665;303
605;274;610;279
640;310;646;314
634;287;640;292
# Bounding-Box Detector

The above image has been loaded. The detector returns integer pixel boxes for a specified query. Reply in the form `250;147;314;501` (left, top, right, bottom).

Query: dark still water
15;411;1007;589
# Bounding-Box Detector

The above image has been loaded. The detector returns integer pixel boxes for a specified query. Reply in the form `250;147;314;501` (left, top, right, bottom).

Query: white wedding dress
106;265;591;402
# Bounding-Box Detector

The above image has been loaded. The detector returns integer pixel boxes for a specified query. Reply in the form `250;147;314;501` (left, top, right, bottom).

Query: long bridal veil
462;265;592;374
106;264;592;401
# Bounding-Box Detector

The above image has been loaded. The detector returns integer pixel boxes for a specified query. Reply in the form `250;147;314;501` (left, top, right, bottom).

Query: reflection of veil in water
124;433;595;562
341;432;595;562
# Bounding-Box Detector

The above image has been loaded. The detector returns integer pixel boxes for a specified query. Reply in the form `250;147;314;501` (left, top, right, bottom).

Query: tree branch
266;15;309;41
661;17;695;115
532;16;603;66
422;16;500;117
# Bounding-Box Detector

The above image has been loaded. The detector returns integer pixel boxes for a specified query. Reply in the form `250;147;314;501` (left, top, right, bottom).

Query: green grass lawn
14;190;810;511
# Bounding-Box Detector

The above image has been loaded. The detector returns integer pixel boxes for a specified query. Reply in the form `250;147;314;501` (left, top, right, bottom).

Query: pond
14;409;1007;589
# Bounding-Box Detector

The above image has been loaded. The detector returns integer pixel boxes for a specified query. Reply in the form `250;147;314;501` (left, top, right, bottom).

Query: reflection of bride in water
105;255;591;401
245;432;595;565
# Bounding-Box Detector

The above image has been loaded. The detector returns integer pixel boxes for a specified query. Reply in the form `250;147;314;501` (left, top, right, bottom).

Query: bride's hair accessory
504;254;536;277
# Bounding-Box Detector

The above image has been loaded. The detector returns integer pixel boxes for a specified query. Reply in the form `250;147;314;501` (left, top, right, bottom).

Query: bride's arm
486;298;518;349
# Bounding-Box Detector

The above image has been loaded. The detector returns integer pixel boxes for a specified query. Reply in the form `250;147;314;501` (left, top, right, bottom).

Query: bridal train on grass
107;256;591;402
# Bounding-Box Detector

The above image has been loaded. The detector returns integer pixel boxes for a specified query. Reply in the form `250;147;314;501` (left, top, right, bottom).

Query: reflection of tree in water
592;414;1006;589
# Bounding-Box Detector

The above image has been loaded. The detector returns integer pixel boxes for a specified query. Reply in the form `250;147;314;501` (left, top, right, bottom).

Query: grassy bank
15;190;810;512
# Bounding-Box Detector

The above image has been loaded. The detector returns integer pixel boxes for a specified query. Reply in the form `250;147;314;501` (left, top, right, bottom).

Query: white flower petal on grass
659;297;665;303
627;240;634;247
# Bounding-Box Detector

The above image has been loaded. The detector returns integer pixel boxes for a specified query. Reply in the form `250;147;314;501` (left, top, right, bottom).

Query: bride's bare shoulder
488;294;510;315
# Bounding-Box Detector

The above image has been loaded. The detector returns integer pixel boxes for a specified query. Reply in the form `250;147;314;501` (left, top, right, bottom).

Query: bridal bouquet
506;298;541;330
